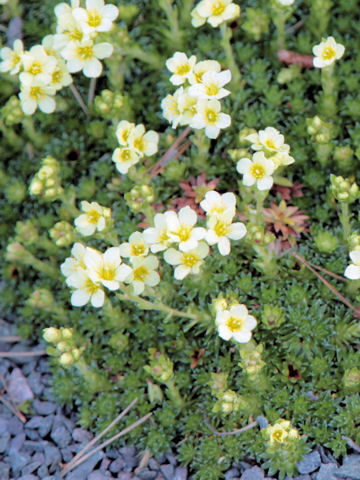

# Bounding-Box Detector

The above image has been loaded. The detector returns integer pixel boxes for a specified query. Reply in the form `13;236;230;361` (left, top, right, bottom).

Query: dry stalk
203;410;258;437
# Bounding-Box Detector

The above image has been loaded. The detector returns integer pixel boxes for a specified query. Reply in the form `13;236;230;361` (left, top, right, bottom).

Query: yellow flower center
212;1;225;16
133;265;148;282
133;137;145;152
322;46;336;61
264;139;276;150
183;98;197;116
119;149;132;161
100;264;116;281
131;244;146;256
178;225;192;242
205;83;219;96
120;128;131;143
214;220;229;237
272;428;287;442
158;231;170;244
52;70;62;83
205;108;218;124
10;52;20;67
30;86;43;99
67;28;83;41
250;163;265;179
176;63;191;75
29;62;42;75
88;10;102;27
182;253;199;268
210;204;226;215
195;70;206;83
85;277;99;294
167;97;180;115
226;316;243;332
77;45;93;60
87;209;101;224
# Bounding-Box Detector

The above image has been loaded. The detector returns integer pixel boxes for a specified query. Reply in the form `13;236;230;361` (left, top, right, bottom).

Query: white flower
143;212;174;253
205;211;246;255
248;126;285;152
0;39;24;75
276;0;295;5
20;45;57;84
84;246;132;291
177;87;199;125
61;242;86;282
192;59;221;84
166;206;206;252
313;36;345;69
72;0;119;35
116;120;136;146
191;98;231;139
236;152;275;190
119;232;149;258
54;9;85;51
61;39;113;77
19;77;56;115
344;251;360;280
191;4;207;27
161;89;184;128
188;70;231;100
200;190;236;218
216;304;257;343
74;201;110;236
165;52;197;86
125;255;160;295
196;0;240;28
68;269;105;307
164;242;209;279
127;124;159;157
112;147;140;174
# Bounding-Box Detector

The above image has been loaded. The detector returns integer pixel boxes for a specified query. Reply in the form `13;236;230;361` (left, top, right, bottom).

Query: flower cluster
74;200;111;236
43;327;82;366
162;52;231;139
28;156;63;200
263;419;299;445
312;36;345;69
112;120;159;174
191;0;240;28
237;126;295;190
0;0;117;114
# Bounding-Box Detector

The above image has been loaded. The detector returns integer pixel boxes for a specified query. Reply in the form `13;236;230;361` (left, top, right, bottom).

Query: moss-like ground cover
2;0;360;478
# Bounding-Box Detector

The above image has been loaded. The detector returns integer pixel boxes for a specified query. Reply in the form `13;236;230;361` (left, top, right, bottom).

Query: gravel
0;317;358;480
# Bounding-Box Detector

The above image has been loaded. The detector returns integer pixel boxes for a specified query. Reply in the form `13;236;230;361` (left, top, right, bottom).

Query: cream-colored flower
125;255;160;294
205;211;246;255
127;124;159;157
178;88;199;126
188;70;231;100
200;190;236;218
313;36;345;69
165;52;197;86
216;304;257;343
344;251;360;280
19;77;56;115
166;206;206;252
74;201;110;236
112;147;140;174
119;232;149;258
143;212;174;253
161;88;184;128
276;0;295;5
247;126;285;152
265;419;299;445
190;98;231;139
61;242;86;282
20;45;57;84
236;152;275;190
61;39;113;77
192;59;221;83
0;39;24;75
84;246;132;291
116;120;136;146
164;242;209;279
72;0;119;35
190;4;207;27
67;269;105;307
196;0;240;28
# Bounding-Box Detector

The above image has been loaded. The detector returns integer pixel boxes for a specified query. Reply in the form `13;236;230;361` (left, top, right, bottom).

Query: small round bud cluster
29;156;63;201
307;116;334;144
15;220;39;246
212;389;244;415
144;348;174;384
50;221;75;247
6;242;33;263
27;288;55;310
348;233;360;252
1;96;24;125
125;185;155;213
344;367;360;389
247;224;275;245
42;327;81;367
239;344;265;375
330;174;359;204
94;89;124;119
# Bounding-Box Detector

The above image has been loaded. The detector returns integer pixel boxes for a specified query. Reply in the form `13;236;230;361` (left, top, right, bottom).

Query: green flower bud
71;348;81;361
6;243;32;263
239;343;265;374
212;390;242;415
330;174;359;203
314;231;338;253
349;233;360;251
228;148;250;162
49;221;74;247
117;4;140;22
307;115;323;135
109;333;129;352
146;378;164;404
144;348;174;384
262;305;285;328
344;367;360;388
2;95;24;125
28;288;55;310
43;327;62;344
29;178;44;196
15;220;39;246
61;328;73;340
239;127;257;146
5;180;27;203
277;65;301;85
57;341;68;352
60;352;74;366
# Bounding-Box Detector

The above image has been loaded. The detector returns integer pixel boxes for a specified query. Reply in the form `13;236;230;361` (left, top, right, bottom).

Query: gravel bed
0;318;358;480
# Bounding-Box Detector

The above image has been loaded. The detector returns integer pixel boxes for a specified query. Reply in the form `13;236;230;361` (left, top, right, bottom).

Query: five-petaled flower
312;36;345;69
216;304;257;343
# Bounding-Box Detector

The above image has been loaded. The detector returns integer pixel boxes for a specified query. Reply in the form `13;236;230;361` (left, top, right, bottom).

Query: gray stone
21;460;42;475
0;415;9;432
72;428;93;443
160;463;174;480
240;466;264;480
23;440;48;452
109;456;126;473
32;452;45;464
33;399;57;415
138;470;158;480
27;371;44;396
293;475;311;480
117;474;133;480
21;360;37;376
9;432;25;453
0;461;10;479
8;415;24;435
44;444;61;467
174;466;188;480
0;431;10;453
61;447;74;463
316;463;338;480
165;453;177;465
51;425;72;448
26;429;41;441
26;415;53;437
88;472;111;480
225;468;240;479
9;451;31;475
67;450;103;477
336;454;360;479
297;451;321;474
17;475;38;480
99;457;111;470
149;458;159;471
256;416;269;429
37;464;49;478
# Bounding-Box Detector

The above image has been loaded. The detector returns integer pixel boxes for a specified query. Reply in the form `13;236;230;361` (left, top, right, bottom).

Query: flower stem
339;201;351;243
69;84;90;117
255;191;266;227
220;23;241;86
88;78;97;107
320;64;337;119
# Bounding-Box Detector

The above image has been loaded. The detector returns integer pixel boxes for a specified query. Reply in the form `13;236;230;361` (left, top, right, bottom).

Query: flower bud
60;352;74;366
6;243;32;263
43;327;61;344
146;378;164;404
50;221;74;247
28;288;55;310
344;367;360;388
61;328;73;340
15;220;39;245
144;348;174;384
